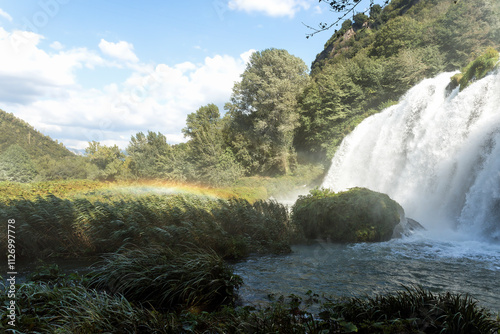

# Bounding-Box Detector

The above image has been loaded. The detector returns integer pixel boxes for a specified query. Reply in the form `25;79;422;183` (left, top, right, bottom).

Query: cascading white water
322;69;500;241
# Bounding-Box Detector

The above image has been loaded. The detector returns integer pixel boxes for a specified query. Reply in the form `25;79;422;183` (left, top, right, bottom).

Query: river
233;234;500;312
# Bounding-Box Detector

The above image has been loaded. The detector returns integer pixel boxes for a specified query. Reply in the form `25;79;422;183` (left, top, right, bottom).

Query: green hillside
295;0;500;162
0;109;73;159
0;109;91;182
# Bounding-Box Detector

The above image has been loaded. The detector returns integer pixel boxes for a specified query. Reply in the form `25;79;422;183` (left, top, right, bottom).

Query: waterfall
322;70;500;241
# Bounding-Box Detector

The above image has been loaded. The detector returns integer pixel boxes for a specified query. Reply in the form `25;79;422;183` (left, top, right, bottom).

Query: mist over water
322;70;500;241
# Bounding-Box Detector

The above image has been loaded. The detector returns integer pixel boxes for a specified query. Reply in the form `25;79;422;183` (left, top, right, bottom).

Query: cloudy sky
0;0;377;151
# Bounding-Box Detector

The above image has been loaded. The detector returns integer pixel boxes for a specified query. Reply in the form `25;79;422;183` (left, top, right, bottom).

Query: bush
292;187;403;242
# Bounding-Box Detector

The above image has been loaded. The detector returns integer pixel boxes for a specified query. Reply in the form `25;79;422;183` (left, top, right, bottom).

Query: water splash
322;70;500;241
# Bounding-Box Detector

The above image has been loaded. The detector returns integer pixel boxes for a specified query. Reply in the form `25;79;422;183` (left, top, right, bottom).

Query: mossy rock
292;187;403;243
450;48;499;91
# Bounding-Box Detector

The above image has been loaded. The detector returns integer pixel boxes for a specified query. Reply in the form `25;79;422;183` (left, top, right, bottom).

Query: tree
0;144;37;183
353;12;369;30
227;49;309;175
127;131;171;178
85;141;125;181
305;0;390;38
183;104;243;186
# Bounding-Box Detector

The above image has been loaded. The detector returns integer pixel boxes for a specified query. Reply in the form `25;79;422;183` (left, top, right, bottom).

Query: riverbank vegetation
0;192;292;260
1;267;498;333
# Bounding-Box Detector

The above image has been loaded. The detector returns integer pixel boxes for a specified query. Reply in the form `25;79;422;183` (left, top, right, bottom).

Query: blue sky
0;0;378;151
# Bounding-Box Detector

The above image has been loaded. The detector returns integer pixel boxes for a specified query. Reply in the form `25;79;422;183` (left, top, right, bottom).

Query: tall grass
0;192;291;259
89;246;242;311
325;286;499;333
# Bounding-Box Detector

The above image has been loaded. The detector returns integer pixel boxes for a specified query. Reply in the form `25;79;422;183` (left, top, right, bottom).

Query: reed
89;245;242;311
0;192;292;260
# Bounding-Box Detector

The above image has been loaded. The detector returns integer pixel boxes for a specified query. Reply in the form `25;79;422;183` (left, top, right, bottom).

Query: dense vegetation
2;269;498;333
0;192;292;260
2;0;500;332
292;187;403;242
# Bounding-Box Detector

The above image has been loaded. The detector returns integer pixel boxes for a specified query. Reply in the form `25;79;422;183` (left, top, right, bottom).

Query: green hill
295;0;500;162
0;109;91;182
0;109;74;159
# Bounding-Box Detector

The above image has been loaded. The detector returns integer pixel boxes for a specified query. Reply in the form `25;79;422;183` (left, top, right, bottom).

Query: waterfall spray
322;70;500;241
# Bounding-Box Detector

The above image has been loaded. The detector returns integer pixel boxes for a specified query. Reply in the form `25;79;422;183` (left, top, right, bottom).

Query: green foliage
0;179;109;202
2;273;497;334
127;131;171;179
183;104;244;186
434;0;500;70
292;187;403;242
0;144;37;183
234;163;325;199
325;286;500;333
371;16;423;58
458;47;499;90
227;48;309;175
352;12;368;30
90;246;242;311
307;0;500;163
85;141;127;181
0;192;292;260
296;51;383;160
35;154;91;180
0;109;73;160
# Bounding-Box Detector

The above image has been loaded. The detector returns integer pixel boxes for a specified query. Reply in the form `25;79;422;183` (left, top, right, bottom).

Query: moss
292;187;403;243
458;47;499;91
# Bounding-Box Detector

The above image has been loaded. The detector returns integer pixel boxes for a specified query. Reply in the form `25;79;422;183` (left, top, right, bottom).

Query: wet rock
392;217;426;238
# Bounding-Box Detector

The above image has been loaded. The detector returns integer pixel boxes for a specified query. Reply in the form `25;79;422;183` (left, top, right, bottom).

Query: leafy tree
127;131;171;178
85;141;125;181
183;104;244;186
370;16;422;57
353;12;369;30
0;144;37;183
157;142;195;182
227;49;309;175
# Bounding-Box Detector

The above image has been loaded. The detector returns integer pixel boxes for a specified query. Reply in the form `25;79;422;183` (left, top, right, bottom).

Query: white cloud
240;49;256;65
0;27;250;150
228;0;311;18
99;39;139;63
50;41;64;50
0;28;108;103
0;8;13;22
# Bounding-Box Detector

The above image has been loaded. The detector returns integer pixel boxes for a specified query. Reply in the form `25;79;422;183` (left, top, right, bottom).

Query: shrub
292;187;403;242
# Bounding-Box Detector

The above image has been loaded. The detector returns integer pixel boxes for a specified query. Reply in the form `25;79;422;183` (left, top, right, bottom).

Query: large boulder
292;187;403;243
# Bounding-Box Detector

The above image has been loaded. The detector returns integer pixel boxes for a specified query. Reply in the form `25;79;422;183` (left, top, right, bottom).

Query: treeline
1;0;499;186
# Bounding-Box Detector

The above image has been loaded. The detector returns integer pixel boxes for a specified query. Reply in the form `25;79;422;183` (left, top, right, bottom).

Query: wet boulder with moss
292;187;403;242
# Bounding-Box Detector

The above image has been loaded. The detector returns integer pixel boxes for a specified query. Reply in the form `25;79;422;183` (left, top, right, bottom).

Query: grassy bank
0;192;292;260
1;268;498;333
